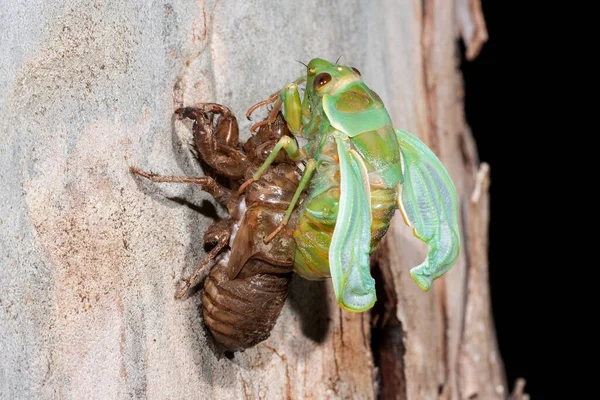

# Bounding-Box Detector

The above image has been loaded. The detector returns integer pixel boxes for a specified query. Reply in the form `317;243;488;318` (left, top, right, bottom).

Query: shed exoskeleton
131;104;302;352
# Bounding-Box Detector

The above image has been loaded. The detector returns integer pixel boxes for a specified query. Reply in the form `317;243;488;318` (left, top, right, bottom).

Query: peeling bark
508;378;530;400
372;1;512;399
456;0;489;60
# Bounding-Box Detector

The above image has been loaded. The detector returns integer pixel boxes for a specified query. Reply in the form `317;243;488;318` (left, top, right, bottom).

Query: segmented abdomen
293;183;397;280
201;258;292;352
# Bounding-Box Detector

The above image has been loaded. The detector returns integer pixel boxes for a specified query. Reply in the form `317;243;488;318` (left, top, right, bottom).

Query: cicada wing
395;129;461;291
329;137;376;312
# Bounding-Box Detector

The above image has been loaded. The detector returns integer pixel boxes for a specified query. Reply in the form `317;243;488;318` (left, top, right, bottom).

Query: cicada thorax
292;128;399;281
225;162;300;279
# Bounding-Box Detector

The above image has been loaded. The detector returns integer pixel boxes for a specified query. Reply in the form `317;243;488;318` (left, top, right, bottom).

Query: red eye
352;67;361;76
313;73;332;90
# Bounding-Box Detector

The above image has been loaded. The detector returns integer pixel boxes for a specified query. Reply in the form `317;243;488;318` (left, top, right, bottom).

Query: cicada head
304;58;363;108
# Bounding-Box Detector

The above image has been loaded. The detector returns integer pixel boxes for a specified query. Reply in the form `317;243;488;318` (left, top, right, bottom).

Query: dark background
461;1;546;398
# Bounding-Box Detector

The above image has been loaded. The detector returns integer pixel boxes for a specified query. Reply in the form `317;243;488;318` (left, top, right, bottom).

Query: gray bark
0;0;507;398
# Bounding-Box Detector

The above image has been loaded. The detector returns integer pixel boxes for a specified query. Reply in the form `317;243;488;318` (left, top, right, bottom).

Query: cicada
131;104;301;352
242;58;461;312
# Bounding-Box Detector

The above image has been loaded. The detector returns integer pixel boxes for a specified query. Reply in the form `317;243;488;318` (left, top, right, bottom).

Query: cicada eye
314;73;332;90
352;67;361;76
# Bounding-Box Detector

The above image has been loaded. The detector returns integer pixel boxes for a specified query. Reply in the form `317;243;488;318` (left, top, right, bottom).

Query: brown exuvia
131;103;302;352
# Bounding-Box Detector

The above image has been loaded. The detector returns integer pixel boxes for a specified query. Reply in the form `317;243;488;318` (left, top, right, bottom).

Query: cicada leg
238;135;304;193
177;103;239;146
174;219;233;300
129;167;238;213
246;77;306;133
263;158;317;243
249;99;283;133
175;105;248;180
246;91;280;121
246;92;283;133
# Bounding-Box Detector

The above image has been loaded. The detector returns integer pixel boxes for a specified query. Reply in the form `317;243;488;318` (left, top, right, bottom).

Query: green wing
329;137;376;312
395;129;461;291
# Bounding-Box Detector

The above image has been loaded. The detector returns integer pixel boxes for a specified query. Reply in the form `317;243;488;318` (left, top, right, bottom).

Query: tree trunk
0;1;505;399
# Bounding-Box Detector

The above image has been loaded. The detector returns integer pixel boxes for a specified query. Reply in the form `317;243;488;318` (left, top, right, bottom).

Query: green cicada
241;58;460;312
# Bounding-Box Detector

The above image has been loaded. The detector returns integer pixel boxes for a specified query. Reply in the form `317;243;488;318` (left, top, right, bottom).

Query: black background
461;1;548;398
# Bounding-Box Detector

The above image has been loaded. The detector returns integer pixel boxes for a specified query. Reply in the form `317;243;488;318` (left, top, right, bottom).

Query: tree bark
0;0;506;399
